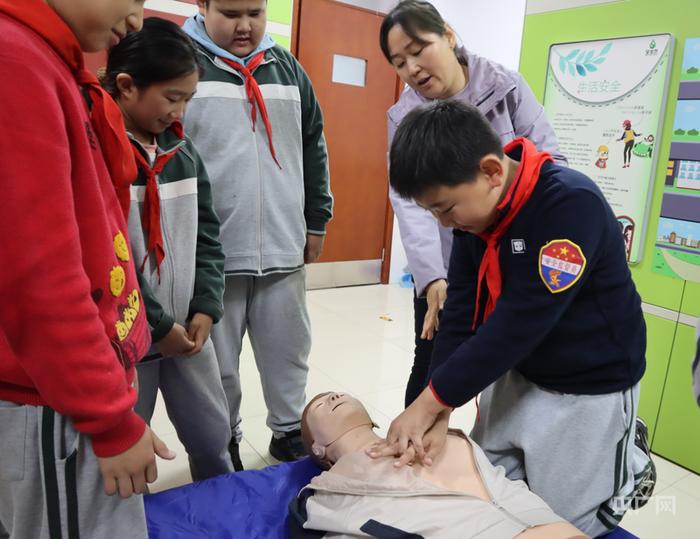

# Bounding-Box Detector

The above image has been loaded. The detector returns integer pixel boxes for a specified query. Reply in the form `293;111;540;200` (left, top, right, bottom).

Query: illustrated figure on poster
617;216;635;261
595;145;609;168
618;120;642;168
633;134;655;158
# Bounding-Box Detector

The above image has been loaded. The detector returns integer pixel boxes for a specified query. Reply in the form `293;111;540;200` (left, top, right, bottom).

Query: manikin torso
414;432;490;496
328;433;586;539
304;393;586;538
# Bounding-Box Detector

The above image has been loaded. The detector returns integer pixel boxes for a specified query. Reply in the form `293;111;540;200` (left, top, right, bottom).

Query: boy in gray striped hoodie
183;0;333;467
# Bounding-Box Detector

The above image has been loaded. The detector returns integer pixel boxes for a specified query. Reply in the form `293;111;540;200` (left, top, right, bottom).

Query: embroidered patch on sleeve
538;239;587;293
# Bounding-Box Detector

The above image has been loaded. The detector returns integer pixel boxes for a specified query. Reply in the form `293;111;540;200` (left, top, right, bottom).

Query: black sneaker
630;417;656;509
228;439;244;472
269;429;306;462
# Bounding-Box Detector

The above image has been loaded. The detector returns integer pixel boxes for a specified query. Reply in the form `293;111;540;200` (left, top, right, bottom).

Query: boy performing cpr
372;100;655;537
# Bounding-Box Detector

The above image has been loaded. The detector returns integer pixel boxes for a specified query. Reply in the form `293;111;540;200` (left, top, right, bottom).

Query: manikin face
198;0;267;58
47;0;145;52
386;23;464;100
304;393;373;448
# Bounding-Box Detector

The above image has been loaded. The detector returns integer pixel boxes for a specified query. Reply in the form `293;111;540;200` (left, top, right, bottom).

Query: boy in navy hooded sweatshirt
373;100;655;537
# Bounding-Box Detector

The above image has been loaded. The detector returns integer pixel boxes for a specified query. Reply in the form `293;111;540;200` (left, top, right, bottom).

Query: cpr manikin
289;392;588;539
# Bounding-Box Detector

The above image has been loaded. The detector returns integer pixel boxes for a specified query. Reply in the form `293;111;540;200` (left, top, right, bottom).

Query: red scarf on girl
130;123;184;281
0;0;137;216
220;51;282;168
472;138;552;330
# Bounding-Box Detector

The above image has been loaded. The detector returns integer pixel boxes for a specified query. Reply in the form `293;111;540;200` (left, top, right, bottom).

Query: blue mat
146;458;320;539
601;527;638;539
145;457;638;538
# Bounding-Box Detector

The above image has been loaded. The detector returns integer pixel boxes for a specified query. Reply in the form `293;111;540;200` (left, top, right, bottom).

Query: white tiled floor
149;284;699;538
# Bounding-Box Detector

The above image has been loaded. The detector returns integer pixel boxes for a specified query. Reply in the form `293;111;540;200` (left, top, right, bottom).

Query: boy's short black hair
389;100;504;200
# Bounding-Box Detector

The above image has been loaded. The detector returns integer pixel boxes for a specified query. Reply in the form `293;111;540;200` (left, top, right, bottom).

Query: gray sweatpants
471;370;650;538
135;339;233;481
0;401;147;539
211;270;311;442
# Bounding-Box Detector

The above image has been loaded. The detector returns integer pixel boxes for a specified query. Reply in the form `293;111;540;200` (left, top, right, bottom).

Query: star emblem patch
538;239;586;293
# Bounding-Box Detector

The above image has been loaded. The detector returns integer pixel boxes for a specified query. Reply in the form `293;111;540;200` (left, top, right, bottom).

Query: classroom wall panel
638;314;677;440
652;323;700;473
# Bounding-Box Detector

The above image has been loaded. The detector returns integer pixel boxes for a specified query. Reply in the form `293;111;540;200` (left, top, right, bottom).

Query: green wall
521;0;700;473
652;323;700;472
268;0;294;50
521;0;700;314
638;314;676;440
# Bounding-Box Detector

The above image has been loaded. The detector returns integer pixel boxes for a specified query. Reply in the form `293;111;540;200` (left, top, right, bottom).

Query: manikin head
301;392;378;470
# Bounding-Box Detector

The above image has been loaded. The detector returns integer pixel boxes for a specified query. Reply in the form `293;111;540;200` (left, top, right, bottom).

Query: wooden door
296;0;399;288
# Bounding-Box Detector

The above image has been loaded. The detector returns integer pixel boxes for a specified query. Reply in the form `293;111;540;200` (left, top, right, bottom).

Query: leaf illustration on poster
543;34;674;264
652;37;700;283
556;42;611;77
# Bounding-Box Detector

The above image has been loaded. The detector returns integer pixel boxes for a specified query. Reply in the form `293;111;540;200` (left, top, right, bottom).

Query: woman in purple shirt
380;0;567;406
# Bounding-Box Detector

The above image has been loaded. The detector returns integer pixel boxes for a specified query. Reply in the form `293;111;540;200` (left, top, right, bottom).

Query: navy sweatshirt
430;154;646;408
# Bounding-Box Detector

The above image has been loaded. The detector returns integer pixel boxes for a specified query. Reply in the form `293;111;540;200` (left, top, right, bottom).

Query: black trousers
404;291;435;407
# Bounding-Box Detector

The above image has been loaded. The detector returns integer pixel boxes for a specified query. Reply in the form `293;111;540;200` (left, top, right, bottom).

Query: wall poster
652;37;700;283
543;34;674;263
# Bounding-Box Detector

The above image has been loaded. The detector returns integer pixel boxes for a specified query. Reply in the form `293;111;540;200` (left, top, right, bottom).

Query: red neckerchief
220;52;281;168
472;138;553;330
131;122;184;281
0;0;137;217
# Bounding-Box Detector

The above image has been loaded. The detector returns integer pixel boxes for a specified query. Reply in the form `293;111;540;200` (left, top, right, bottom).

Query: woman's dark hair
379;0;448;63
102;17;203;98
390;100;504;200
